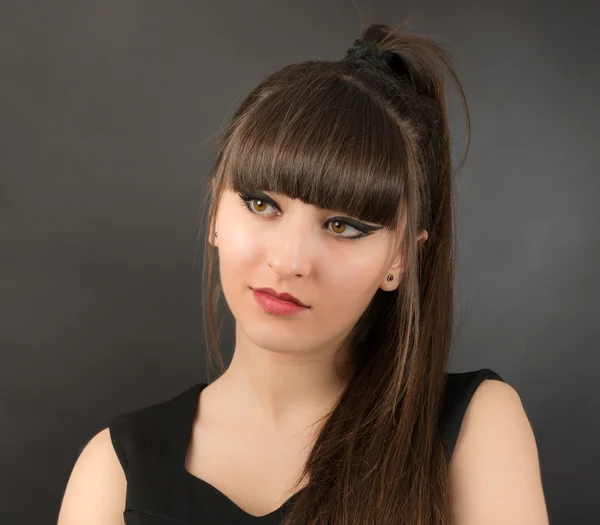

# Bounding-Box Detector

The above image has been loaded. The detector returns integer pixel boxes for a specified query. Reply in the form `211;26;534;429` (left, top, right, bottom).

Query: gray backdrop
1;1;598;523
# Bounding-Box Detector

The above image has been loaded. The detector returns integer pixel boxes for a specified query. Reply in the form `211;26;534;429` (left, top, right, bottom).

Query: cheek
317;250;384;324
217;224;264;292
321;249;383;298
221;219;261;261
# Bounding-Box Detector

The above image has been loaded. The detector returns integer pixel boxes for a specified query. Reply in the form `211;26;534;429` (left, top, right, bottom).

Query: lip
252;287;307;307
252;288;309;317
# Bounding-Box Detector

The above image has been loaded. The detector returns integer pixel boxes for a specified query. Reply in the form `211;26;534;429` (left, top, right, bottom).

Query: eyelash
237;192;374;240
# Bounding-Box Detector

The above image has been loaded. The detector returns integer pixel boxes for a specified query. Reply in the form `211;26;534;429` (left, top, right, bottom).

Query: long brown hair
196;17;470;525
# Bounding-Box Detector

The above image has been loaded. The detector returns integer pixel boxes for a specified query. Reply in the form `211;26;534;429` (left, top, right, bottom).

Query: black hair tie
343;39;409;79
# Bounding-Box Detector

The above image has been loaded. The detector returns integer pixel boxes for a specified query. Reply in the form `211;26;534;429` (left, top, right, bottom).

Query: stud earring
387;274;394;282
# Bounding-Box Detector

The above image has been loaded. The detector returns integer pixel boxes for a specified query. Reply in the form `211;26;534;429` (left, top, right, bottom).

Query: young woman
58;20;549;525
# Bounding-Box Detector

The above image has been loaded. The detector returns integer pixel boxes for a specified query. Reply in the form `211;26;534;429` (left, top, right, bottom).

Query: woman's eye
237;192;371;240
239;195;279;216
326;220;364;239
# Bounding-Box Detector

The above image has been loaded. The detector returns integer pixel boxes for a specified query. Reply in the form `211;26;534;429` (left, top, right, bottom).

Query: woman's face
212;186;415;358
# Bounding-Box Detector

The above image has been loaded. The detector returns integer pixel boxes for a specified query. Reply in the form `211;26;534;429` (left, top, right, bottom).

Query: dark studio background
1;1;598;523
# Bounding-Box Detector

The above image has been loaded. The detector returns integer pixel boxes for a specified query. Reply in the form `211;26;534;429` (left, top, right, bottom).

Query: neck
215;323;351;432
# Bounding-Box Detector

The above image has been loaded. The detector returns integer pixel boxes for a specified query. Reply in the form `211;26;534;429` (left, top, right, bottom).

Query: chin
243;322;314;353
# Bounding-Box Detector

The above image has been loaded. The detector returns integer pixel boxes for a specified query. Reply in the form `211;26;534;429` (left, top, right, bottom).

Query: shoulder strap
108;383;202;480
440;368;504;462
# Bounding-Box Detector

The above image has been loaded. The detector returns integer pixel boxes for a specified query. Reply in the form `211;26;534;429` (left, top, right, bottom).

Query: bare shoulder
449;379;549;525
57;427;127;525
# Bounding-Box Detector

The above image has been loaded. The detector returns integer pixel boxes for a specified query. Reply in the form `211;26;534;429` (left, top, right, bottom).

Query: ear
380;230;428;290
380;257;404;291
208;223;218;247
208;177;218;247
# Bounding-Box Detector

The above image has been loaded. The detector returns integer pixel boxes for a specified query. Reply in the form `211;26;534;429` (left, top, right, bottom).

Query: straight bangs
219;69;410;230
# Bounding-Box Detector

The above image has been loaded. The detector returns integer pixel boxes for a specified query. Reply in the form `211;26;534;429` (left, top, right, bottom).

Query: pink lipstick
252;289;309;316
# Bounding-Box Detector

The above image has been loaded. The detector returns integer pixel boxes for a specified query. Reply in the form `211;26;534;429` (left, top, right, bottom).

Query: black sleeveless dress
108;368;504;524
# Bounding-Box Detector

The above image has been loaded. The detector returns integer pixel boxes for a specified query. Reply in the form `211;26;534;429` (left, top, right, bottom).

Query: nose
267;217;316;278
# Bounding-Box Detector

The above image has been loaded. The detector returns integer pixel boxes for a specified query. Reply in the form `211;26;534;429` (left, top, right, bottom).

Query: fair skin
450;379;549;524
208;186;417;430
57;184;548;524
